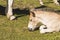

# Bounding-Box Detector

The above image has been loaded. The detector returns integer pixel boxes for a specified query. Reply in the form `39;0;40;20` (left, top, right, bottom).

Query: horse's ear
30;11;35;17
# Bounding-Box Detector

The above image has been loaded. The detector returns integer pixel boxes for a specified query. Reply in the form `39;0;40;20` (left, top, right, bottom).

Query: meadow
0;0;60;40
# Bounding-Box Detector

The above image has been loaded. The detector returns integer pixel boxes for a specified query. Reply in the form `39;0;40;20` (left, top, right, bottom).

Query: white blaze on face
28;19;39;31
28;22;35;30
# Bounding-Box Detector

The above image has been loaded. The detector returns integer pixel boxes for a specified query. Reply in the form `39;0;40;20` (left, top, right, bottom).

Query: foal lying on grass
28;8;60;33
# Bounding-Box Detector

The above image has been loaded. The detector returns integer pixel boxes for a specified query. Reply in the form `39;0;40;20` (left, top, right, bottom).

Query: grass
0;0;60;40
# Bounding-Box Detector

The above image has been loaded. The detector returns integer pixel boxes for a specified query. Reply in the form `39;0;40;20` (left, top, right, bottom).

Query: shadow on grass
35;5;47;9
13;8;30;18
0;5;30;17
0;5;60;18
0;5;5;15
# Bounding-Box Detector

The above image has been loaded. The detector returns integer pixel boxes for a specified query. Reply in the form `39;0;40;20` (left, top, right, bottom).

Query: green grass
0;0;60;40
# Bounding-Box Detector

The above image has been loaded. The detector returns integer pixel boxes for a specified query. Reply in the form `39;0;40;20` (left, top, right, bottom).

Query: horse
5;0;59;20
28;8;60;33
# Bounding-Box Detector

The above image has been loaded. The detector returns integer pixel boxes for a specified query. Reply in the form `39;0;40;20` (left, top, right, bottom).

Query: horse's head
28;11;40;31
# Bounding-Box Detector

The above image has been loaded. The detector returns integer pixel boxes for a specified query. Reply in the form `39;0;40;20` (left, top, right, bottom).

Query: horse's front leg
39;25;55;33
6;0;15;20
53;0;60;5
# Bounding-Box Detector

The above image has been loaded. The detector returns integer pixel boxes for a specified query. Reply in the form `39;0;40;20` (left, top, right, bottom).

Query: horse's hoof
40;30;46;34
10;16;16;20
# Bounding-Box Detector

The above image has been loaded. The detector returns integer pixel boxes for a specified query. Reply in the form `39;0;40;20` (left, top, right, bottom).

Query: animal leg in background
6;0;15;20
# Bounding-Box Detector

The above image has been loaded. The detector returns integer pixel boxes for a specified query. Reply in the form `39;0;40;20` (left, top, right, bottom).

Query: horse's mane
30;7;60;14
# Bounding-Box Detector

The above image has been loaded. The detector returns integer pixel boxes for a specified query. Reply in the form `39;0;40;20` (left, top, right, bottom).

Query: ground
0;0;60;40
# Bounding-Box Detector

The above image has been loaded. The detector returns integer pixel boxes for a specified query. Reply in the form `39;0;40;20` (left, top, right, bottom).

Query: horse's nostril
28;28;32;31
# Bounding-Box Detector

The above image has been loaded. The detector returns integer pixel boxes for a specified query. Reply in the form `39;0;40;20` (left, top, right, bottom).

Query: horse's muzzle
28;28;34;31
